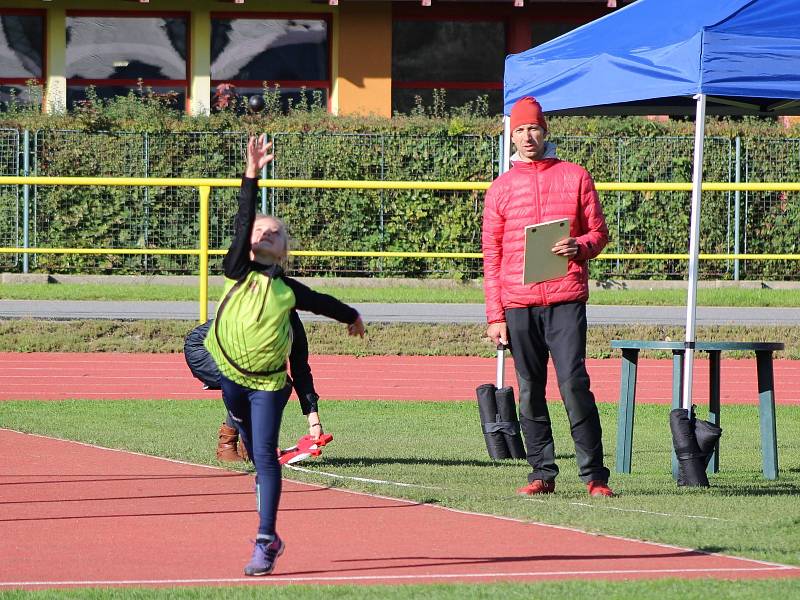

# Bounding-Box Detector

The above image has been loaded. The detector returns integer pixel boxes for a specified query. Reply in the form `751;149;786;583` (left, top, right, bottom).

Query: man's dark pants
505;301;610;484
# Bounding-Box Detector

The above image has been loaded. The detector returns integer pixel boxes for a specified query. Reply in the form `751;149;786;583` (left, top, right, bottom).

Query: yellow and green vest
205;270;295;391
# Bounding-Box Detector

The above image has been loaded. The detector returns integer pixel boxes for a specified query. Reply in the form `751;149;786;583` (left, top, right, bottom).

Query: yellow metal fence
1;176;799;322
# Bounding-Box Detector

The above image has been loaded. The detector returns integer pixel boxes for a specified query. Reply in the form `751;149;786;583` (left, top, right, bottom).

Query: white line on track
285;464;443;489
2;565;795;588
292;463;728;521
567;501;731;521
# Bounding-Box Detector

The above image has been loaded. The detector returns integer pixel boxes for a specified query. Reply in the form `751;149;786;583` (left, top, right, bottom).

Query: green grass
0;283;483;303
3;282;800;306
3;399;799;597
1;579;799;600
2;579;800;599
594;287;800;307
2;319;800;358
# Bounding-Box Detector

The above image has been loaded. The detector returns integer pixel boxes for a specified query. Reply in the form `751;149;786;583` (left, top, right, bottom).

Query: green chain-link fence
0;129;19;270
1;129;798;280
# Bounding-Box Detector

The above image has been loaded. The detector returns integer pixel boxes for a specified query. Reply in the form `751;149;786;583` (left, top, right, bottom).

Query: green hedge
1;90;799;279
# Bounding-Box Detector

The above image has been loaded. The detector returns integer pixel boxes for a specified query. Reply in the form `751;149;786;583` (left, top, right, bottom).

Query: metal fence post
379;133;385;273
198;185;211;323
496;133;503;177
269;134;276;215
22;129;30;273
261;132;268;214
617;139;623;273
734;136;741;281
143;131;149;271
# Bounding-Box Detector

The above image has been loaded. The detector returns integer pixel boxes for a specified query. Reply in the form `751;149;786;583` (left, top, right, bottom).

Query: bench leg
707;350;721;475
615;349;638;474
756;351;779;480
671;351;684;481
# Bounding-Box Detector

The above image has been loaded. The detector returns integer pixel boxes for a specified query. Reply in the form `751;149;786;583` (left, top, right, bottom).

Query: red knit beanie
510;96;547;132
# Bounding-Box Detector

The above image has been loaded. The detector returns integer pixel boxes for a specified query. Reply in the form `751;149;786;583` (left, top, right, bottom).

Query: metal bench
610;340;784;480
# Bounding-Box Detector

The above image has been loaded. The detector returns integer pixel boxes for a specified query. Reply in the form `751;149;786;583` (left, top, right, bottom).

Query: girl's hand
309;422;323;439
307;412;323;439
245;134;274;178
347;316;366;338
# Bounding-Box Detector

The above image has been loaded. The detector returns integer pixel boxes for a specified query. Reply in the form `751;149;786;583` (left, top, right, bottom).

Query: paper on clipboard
522;218;569;284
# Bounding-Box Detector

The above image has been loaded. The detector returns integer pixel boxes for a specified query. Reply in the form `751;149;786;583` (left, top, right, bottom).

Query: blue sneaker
244;535;284;576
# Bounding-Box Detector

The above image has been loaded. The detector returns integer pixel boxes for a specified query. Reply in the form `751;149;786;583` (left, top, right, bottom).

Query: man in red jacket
482;96;614;498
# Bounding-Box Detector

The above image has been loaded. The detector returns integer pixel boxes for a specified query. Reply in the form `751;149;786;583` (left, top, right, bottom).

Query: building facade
0;1;627;117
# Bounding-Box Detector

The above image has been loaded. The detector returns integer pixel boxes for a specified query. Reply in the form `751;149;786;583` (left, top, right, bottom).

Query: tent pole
681;93;707;412
502;116;511;174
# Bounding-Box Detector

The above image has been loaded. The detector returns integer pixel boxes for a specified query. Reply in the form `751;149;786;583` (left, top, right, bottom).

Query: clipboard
522;218;569;284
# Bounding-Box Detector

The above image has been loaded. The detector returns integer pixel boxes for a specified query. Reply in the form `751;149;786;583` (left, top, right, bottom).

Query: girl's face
250;216;287;264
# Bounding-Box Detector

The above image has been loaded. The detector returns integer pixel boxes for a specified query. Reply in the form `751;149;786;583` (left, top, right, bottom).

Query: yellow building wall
335;2;392;118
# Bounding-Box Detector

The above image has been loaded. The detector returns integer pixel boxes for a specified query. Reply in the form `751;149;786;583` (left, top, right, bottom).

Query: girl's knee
253;447;280;470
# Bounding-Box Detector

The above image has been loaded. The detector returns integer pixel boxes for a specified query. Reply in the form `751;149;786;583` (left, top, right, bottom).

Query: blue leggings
220;374;290;537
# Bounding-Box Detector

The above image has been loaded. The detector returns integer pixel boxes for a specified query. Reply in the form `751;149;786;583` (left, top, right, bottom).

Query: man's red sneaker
517;479;555;496
587;480;615;497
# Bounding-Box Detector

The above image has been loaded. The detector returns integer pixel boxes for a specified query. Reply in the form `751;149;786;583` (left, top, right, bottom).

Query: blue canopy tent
502;0;800;485
505;0;800;117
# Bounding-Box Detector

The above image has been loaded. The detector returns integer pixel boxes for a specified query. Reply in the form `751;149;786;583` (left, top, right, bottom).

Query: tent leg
501;115;511;174
680;93;707;413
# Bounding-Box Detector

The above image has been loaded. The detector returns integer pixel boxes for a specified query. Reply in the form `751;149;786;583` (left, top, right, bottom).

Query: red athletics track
2;352;800;404
2;428;798;590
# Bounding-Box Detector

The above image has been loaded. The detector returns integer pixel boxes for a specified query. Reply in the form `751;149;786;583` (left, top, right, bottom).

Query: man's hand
244;134;274;178
551;236;578;258
486;322;508;346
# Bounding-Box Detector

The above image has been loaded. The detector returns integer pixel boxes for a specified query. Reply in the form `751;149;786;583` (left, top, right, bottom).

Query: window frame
210;11;333;112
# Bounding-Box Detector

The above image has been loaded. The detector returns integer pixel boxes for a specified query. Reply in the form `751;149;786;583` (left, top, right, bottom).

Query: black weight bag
694;417;723;469
184;319;221;390
476;344;526;460
669;407;709;487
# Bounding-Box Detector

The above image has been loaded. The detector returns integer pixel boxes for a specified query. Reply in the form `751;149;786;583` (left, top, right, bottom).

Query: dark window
210;84;327;115
67;85;185;110
0;13;44;78
392;20;504;115
393;21;505;83
531;21;580;47
211;18;328;82
392;88;501;116
1;84;37;112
